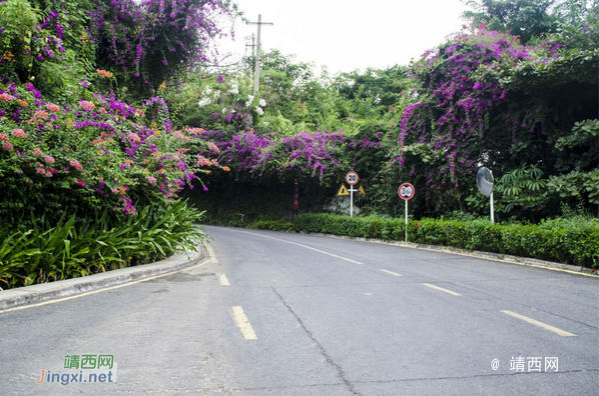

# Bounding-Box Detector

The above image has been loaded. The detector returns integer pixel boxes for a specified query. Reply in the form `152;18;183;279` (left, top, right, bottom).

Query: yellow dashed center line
218;273;231;286
231;306;258;340
501;310;577;337
379;269;403;277
422;283;462;296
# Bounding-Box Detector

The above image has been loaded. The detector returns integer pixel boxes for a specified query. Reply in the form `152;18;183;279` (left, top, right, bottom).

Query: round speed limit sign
345;171;360;186
398;183;415;200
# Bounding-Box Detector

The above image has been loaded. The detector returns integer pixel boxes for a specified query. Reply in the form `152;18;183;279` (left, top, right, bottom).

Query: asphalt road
1;226;597;395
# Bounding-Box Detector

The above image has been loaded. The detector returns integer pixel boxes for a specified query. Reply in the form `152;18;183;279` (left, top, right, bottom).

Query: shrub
295;213;598;268
248;220;296;232
0;199;205;289
0;80;224;226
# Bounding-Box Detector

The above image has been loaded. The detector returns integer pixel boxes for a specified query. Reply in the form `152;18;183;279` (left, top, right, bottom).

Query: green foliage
0;80;218;226
169;51;413;138
333;66;414;117
547;169;599;206
0;200;205;289
462;0;560;44
296;213;599;268
554;119;599;172
0;0;95;96
168;72;255;131
187;175;336;225
0;0;40;79
494;164;548;217
548;0;599;49
248;219;296;232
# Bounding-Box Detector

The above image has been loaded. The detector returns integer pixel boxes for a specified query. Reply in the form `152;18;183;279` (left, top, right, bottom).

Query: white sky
214;0;469;74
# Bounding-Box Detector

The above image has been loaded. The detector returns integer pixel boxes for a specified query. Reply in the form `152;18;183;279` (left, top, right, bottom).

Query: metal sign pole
477;167;495;224
490;191;495;224
350;186;354;217
398;182;415;242
405;199;408;242
344;171;359;218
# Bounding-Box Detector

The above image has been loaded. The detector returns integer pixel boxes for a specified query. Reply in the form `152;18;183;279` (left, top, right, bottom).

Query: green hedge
295;213;599;268
248;219;297;232
0;200;205;289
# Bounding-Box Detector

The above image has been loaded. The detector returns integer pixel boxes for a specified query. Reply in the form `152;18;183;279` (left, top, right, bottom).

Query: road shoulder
0;249;205;311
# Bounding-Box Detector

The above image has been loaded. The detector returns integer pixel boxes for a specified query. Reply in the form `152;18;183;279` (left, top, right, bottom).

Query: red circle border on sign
345;171;360;186
398;183;415;200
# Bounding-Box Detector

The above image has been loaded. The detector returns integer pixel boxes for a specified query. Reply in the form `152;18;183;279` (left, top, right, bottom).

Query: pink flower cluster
46;103;60;112
69;159;83;170
0;92;16;102
11;128;27;138
79;100;95;111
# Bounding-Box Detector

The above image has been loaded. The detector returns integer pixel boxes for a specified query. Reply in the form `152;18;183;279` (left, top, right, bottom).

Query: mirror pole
490;191;495;224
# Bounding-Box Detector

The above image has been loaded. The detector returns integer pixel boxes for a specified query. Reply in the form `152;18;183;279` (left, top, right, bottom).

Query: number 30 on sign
398;183;415;200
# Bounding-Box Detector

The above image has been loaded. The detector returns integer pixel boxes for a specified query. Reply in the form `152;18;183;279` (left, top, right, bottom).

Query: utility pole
246;15;273;95
245;34;256;57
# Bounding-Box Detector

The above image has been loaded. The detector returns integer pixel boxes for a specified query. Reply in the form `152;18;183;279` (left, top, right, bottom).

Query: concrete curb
303;232;598;277
0;249;205;311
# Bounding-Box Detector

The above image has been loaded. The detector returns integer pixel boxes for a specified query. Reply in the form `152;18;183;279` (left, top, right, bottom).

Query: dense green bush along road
242;213;599;269
1;227;597;394
295;213;599;268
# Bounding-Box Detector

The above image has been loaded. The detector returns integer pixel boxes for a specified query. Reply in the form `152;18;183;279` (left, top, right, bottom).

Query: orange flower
26;110;49;123
207;142;220;154
185;127;204;134
96;69;114;78
2;51;14;61
222;166;231;172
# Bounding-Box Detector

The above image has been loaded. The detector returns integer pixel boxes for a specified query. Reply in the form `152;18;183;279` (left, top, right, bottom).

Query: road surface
1;226;597;395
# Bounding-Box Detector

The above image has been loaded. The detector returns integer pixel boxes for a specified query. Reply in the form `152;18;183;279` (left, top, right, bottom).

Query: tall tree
462;0;558;43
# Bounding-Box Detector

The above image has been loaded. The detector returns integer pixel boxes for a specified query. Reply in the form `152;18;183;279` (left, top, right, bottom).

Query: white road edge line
501;310;577;337
218;273;231;286
422;283;462;296
231;306;258;340
379;269;402;277
237;230;364;265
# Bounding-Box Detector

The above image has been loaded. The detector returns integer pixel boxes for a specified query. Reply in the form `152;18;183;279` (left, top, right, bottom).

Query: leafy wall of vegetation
290;213;598;268
1;0;597;288
168;1;598;222
0;0;233;289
